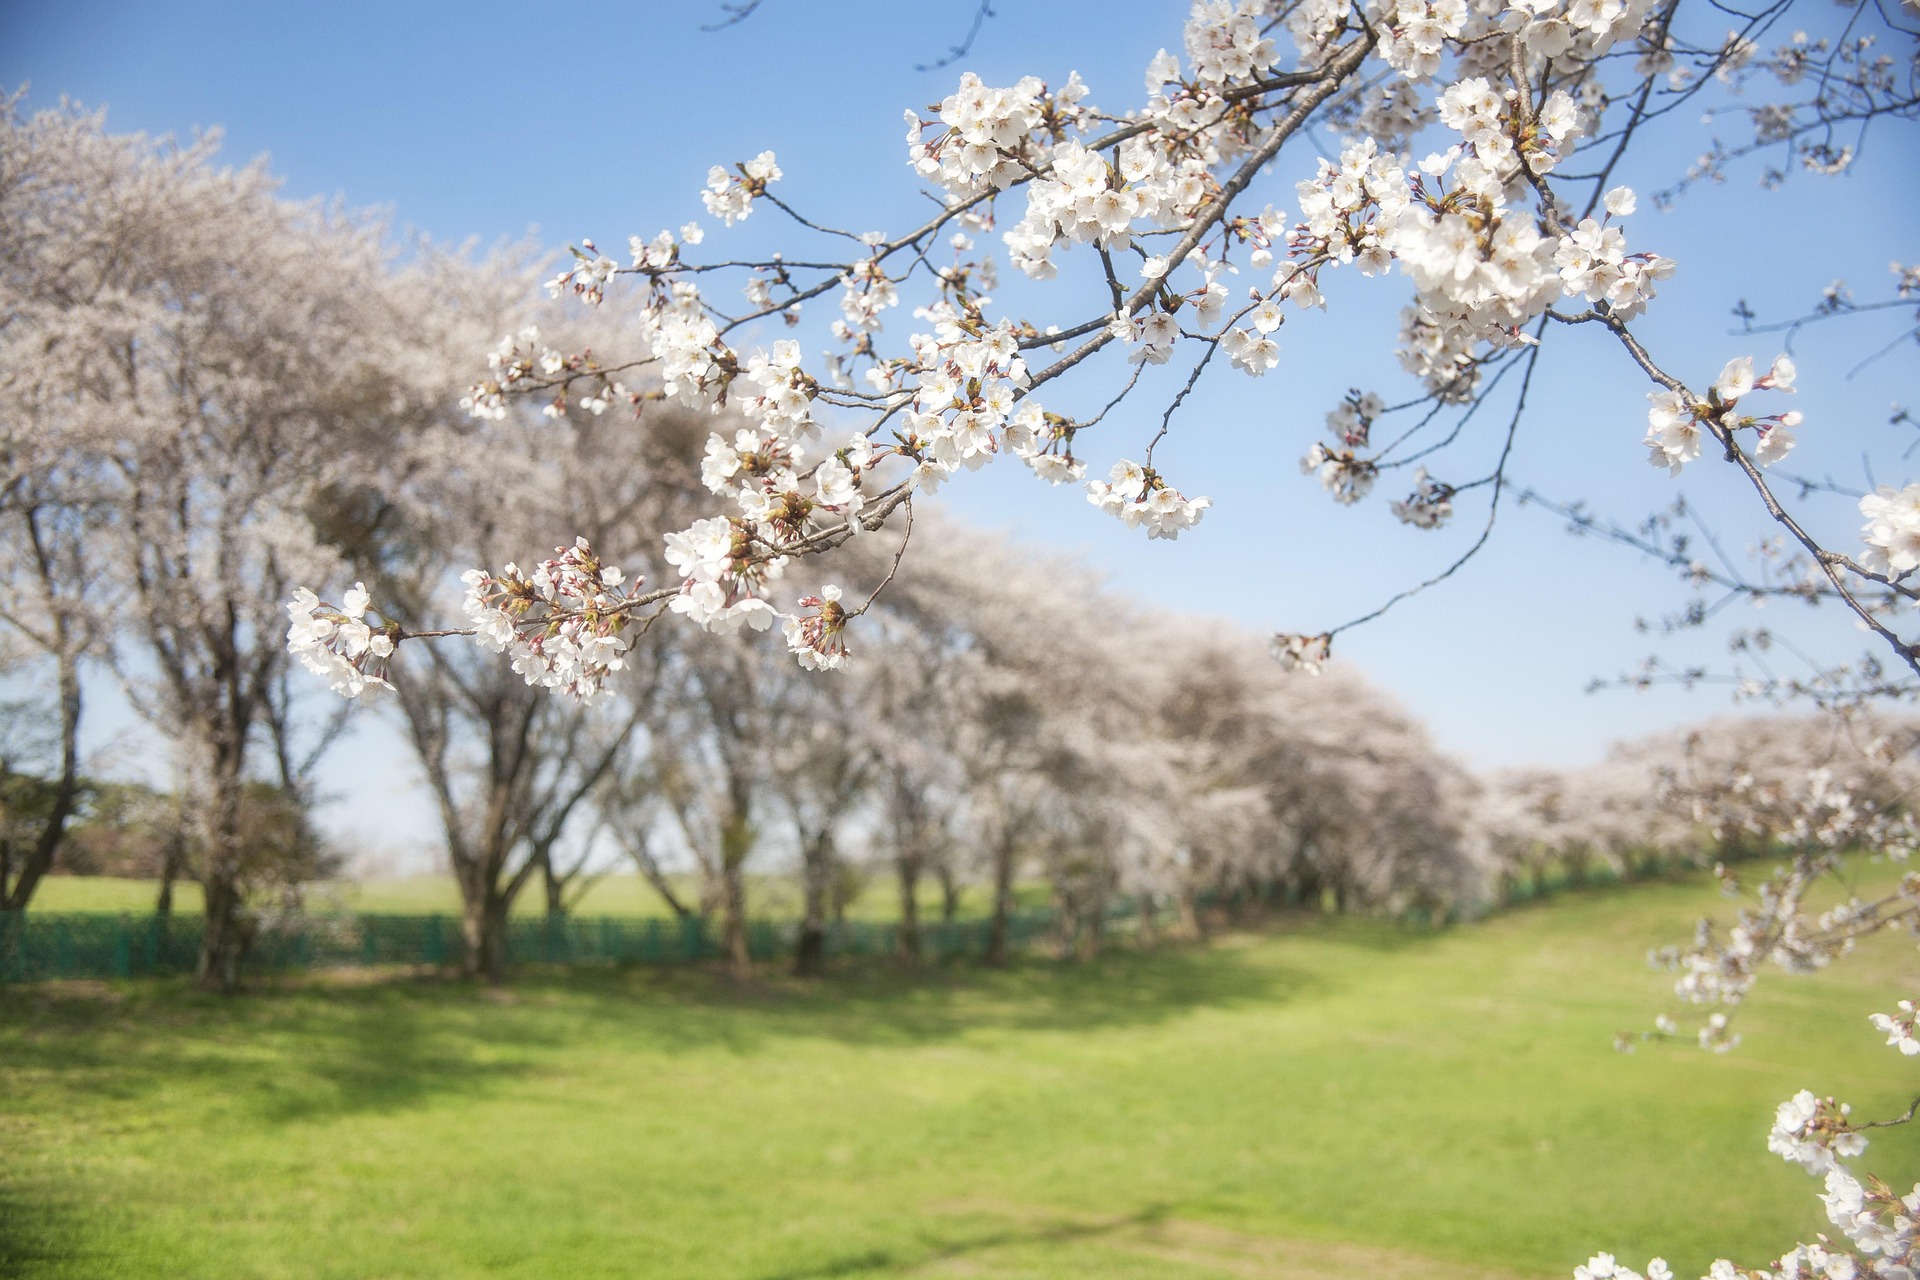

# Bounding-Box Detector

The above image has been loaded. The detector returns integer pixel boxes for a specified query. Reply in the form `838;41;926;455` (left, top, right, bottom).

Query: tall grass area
2;871;1913;1279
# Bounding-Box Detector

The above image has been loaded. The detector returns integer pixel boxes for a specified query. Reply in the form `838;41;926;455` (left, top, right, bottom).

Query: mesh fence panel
0;882;1470;984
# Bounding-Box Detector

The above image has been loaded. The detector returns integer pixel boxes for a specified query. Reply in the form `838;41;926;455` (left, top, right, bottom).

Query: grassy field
2;871;1914;1279
23;872;1052;922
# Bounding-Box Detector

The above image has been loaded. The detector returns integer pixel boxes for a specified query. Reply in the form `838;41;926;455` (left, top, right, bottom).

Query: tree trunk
540;847;567;918
720;861;749;977
1054;885;1079;959
198;870;252;993
1176;882;1203;939
894;852;922;965
1135;889;1158;948
936;862;961;923
794;831;832;977
794;919;826;976
460;884;512;983
155;795;190;916
196;764;248;993
0;651;84;912
829;867;851;924
984;832;1016;966
1081;901;1106;960
719;812;753;979
1178;849;1209;940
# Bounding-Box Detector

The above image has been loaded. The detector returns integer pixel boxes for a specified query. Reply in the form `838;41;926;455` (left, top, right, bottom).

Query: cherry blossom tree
0;98;458;988
761;674;875;974
652;630;784;978
331;279;695;980
1476;754;1692;892
0;491;96;911
0;98;159;910
856;517;1178;959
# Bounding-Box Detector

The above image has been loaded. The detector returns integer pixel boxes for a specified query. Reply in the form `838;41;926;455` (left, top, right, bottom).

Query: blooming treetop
289;0;1917;702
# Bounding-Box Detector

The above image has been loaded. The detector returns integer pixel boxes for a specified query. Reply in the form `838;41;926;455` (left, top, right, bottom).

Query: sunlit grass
2;870;1913;1279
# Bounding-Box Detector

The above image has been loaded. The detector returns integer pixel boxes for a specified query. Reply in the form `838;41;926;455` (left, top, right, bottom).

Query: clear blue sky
4;1;1915;868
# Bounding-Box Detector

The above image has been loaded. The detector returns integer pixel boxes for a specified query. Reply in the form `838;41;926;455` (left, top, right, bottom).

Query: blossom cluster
1374;0;1471;81
1300;391;1390;504
907;72;1052;197
459;325;554;421
544;240;618;306
1859;485;1920;578
1182;0;1280;86
628;221;701;273
1555;192;1676;321
1391;467;1455;529
1293;138;1405;283
286;583;394;699
1085;459;1212;539
1271;632;1332;674
701;151;781;226
1302;442;1378;504
835;255;900;341
1769;1089;1868;1175
1290;133;1669;419
1870;1001;1920;1056
1574;1255;1672;1280
461;538;640;701
1645;355;1799;477
865;305;1099;499
1006;136;1213;280
456;323;635;421
663;516;781;634
783;584;851;672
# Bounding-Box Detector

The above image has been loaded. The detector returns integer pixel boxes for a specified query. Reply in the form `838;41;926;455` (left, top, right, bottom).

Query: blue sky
4;1;1915;868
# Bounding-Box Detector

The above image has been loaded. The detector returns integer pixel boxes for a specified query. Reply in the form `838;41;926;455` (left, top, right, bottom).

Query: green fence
0;877;1479;984
0;902;1101;984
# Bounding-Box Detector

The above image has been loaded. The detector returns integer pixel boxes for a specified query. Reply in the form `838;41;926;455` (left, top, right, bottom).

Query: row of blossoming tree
0;95;1502;989
6;90;1872;998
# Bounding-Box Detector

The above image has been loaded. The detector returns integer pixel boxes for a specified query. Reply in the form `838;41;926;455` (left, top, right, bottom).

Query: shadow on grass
0;976;544;1126
503;926;1355;1057
0;1173;85;1280
1227;909;1459;954
0;917;1456;1130
751;1203;1173;1280
0;920;1459;1276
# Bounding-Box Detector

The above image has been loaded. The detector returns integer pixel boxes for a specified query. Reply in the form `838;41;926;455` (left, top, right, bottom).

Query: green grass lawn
2;871;1914;1279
